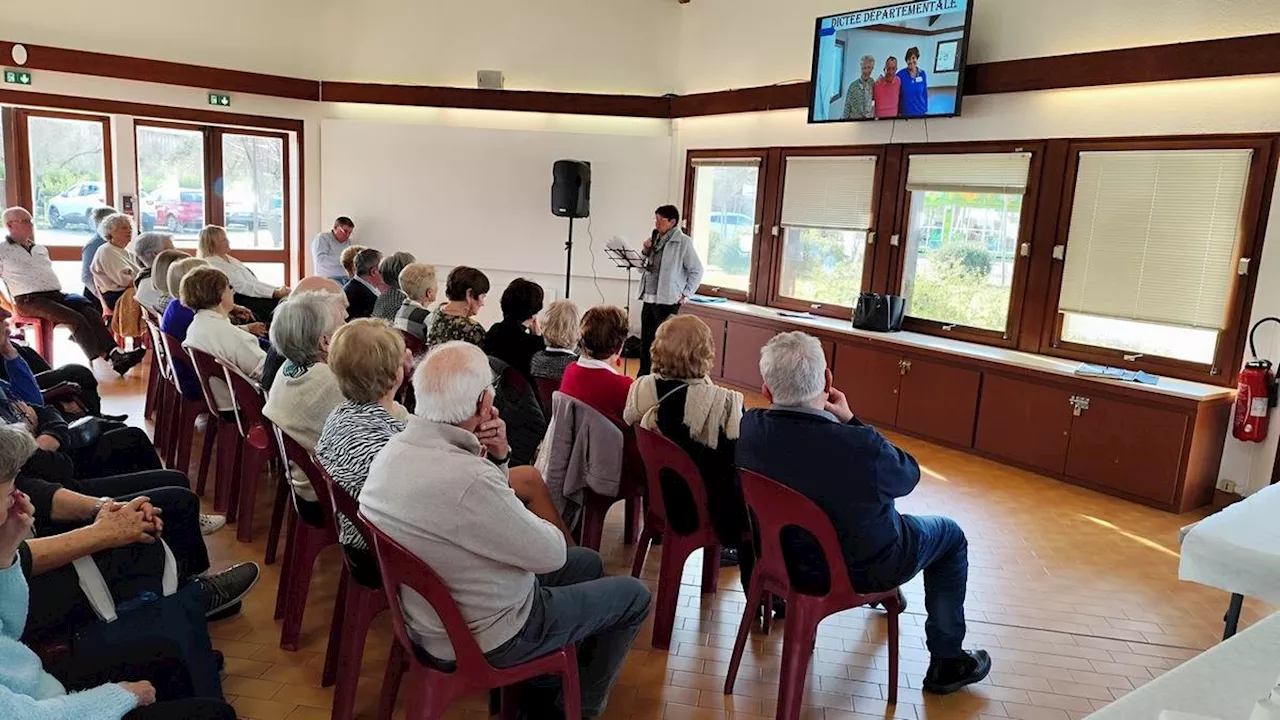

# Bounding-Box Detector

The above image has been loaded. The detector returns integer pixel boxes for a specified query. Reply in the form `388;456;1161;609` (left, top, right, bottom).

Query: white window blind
1058;149;1252;331
906;152;1032;194
781;155;877;231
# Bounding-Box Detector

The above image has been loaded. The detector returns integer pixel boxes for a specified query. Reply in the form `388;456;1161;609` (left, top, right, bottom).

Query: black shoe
197;562;260;619
923;650;992;695
96;413;128;422
719;548;740;567
109;348;146;375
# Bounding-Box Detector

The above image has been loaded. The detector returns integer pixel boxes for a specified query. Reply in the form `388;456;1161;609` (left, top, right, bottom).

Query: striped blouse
315;399;409;549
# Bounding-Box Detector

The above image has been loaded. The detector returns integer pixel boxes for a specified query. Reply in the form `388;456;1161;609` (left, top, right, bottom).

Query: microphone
650;229;660;242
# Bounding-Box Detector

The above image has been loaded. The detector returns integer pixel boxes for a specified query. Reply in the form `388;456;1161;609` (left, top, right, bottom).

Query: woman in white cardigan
90;213;139;310
196;224;289;323
180;266;266;411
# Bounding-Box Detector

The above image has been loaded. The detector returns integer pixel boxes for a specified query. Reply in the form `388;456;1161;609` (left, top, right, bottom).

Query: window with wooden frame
1044;137;1275;382
895;146;1040;346
16;109;113;250
683;152;767;299
771;150;879;317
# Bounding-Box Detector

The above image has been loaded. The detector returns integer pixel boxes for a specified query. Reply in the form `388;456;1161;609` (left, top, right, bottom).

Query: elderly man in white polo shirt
1;207;145;375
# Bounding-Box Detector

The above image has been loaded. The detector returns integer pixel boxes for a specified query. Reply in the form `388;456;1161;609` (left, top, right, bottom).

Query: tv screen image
809;0;975;124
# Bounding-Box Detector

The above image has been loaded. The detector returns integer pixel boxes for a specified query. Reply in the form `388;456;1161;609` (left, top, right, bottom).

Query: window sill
687;298;1233;403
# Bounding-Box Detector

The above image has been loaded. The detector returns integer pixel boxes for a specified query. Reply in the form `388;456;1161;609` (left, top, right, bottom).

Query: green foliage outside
779;227;865;307
909;245;1009;331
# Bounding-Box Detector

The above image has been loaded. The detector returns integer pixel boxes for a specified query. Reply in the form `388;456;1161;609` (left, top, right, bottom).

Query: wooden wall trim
0;88;304;133
319;82;670;118
0;41;319;102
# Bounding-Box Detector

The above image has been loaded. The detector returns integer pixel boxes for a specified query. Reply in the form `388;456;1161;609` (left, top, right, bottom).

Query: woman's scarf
623;374;743;449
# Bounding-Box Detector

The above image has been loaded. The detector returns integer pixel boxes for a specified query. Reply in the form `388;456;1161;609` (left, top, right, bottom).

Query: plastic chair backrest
272;427;337;531
399;330;426;356
184;345;227;416
736;468;857;601
363;515;492;671
160;331;201;399
310;460;377;555
216;358;266;439
142;316;172;383
633;425;714;537
534;377;559;417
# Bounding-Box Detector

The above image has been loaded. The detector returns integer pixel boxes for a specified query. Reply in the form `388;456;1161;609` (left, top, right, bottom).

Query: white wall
319;110;676;328
674;0;1280;93
673;73;1280;494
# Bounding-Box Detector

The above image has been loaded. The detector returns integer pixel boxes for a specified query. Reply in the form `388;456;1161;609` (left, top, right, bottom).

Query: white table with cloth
1178;482;1280;638
1085;611;1280;719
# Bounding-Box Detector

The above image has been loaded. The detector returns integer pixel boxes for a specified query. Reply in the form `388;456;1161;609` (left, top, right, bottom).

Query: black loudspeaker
551;160;591;218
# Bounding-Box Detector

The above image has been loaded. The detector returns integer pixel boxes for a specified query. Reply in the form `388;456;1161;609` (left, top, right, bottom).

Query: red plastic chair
308;458;391;720
271;430;339;651
216;359;288;545
631;426;721;650
534;377;558;419
161;332;217;492
140;314;170;462
726;469;901;716
186;346;245;517
3;285;55;365
576;408;643;552
363;516;583;720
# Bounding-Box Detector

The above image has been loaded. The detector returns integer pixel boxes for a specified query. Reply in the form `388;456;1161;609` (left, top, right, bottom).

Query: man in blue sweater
736;331;990;695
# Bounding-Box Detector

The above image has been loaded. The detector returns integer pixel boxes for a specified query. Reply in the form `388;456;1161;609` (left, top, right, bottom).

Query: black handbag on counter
852;293;905;332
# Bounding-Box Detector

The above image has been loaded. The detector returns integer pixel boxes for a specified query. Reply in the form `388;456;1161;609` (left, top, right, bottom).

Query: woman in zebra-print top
314;319;412;586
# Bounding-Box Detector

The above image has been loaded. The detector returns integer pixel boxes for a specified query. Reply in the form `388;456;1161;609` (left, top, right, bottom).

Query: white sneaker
199;514;227;535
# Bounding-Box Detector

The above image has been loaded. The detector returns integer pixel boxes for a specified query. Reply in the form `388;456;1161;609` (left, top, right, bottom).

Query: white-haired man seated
360;341;651;718
736;331;991;695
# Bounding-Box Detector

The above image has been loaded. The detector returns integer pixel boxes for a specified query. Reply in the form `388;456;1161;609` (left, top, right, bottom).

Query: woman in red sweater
558;305;632;420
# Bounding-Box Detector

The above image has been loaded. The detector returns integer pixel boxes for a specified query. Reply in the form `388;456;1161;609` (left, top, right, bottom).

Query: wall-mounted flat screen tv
808;0;975;123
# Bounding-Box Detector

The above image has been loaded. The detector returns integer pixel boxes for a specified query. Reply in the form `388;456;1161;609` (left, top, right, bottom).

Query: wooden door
832;342;902;427
975;374;1073;475
1065;395;1188;505
897;356;981;447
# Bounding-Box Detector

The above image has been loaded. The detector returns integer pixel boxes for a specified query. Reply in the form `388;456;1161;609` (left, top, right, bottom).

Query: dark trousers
896;515;969;660
484;548;651;718
638;302;679;376
102;289;125;311
25;477;210;640
49;635;235;720
234;293;279;324
14;290;118;360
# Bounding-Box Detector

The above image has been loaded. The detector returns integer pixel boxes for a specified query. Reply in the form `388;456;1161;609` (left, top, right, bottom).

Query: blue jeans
901;515;969;660
484;547;651;718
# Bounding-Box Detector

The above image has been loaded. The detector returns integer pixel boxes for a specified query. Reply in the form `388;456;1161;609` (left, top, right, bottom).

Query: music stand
604;246;646;321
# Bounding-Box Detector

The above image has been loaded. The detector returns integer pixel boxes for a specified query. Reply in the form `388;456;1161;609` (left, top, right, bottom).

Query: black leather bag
852;293;905;332
65;416;107;451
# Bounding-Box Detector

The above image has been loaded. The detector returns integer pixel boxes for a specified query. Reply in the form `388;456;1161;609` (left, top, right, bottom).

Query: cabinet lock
1068;395;1091;416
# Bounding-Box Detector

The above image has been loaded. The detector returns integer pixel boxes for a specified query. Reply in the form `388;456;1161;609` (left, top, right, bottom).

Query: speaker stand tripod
562;217;575;298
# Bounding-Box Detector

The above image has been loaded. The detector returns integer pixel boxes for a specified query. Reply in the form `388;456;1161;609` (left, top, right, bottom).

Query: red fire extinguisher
1233;317;1280;443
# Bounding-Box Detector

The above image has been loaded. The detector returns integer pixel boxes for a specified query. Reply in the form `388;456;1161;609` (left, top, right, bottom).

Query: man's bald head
291;276;347;325
2;207;34;243
413;341;494;426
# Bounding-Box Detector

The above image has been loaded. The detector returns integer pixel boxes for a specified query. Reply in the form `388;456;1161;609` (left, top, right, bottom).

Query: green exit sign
3;70;32;86
207;92;231;107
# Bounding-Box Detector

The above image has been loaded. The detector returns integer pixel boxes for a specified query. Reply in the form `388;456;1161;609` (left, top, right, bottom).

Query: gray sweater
359;417;567;660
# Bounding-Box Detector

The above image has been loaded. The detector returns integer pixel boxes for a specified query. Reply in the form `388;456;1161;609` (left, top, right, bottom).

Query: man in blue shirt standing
897;46;930;118
736;331;991;695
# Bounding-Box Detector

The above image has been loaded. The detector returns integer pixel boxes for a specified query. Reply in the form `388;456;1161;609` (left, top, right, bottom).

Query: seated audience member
344;247;385;320
130;235;179;313
180;267;266;411
260;276;348;393
530;299;580;383
360;341;651;718
339;244;366;282
736;331;991;695
159;258;211;399
1;207;146;375
427;266;488;348
484;278;546;380
312;216;356;285
393;262;438;343
0;427;240;720
558;305;632;420
79;205;118;312
262;292;347;513
315;319;413;585
197;224;289;322
624;315;754;577
91;213;140;311
0;308;115;421
370;251;416;321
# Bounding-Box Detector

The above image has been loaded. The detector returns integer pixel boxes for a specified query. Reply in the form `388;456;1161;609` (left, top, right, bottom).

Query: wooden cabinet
1066;395;1188;506
832;343;902;427
897;357;981;448
975;374;1073;475
703;316;727;379
722;321;775;390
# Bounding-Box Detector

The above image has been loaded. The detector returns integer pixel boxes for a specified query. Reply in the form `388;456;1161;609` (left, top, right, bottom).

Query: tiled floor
90;351;1272;720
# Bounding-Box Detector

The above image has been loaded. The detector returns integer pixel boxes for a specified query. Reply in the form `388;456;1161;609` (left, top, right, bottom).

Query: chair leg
213;424;239;513
323;569;351;687
279;527;329;651
274;504;299;620
225;441;246;525
885;594;900;705
195;414;217;497
725;575;768;694
376;644;407;720
144;352;159;420
235;444;270;543
153;383;171;467
651;533;694;650
701;544;720;595
171;400;198;477
264;472;289;565
333;586;387;720
498;686;521;720
630;512;658;578
579;503;606;552
761;592;774;635
776;607;820;720
560;648;582;720
622;496;638;545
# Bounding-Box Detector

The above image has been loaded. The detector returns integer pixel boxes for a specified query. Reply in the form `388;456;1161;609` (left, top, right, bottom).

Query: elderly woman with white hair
130;233;178;311
370;251;417;321
90;213;139;311
262;291;348;515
